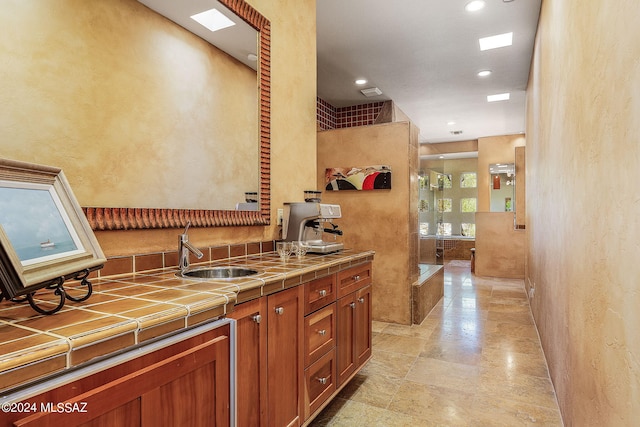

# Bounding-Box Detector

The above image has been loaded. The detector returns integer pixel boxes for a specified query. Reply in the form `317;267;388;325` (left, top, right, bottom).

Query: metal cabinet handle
353;275;360;281
318;289;327;297
251;314;262;324
358;297;365;304
318;329;326;336
274;307;284;315
317;377;327;385
349;302;356;309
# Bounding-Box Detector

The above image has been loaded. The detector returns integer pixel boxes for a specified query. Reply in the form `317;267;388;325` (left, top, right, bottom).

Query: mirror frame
83;0;271;230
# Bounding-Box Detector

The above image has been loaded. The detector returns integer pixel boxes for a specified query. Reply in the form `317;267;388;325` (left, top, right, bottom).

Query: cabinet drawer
304;275;336;315
304;303;336;366
304;348;336;420
336;262;372;298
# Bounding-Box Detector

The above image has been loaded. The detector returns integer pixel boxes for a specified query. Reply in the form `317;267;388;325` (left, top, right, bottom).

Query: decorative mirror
489;163;515;212
0;159;105;313
84;0;271;230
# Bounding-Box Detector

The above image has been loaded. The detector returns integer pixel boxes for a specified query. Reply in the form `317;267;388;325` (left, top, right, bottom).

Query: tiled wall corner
317;98;386;130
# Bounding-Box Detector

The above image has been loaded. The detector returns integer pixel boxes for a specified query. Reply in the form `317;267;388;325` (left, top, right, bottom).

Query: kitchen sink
177;266;261;280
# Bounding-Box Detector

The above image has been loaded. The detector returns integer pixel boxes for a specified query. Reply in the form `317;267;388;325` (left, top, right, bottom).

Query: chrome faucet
178;221;203;272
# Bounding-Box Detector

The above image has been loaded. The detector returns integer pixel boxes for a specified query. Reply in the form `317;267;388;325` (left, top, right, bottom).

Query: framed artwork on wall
0;159;105;302
325;165;391;191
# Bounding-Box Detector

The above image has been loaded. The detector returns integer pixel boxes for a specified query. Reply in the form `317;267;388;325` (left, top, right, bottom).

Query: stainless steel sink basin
177;266;261;280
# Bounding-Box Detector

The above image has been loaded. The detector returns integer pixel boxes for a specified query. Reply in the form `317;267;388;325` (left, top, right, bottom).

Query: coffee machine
282;202;344;253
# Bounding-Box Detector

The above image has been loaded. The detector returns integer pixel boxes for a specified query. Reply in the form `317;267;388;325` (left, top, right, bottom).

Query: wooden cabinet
7;323;232;427
229;261;372;426
267;286;304;427
336;263;371;299
354;285;372;368
304;274;335;315
228;297;268;427
304;303;336;367
231;286;304;427
303;348;336;419
302;275;338;420
336;264;372;388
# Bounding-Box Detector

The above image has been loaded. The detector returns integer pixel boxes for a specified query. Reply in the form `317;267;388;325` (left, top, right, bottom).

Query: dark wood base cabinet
230;286;304;427
232;261;373;427
2;321;232;427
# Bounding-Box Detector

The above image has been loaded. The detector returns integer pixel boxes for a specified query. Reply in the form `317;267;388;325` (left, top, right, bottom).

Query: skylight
479;32;513;51
190;8;236;33
487;93;510;102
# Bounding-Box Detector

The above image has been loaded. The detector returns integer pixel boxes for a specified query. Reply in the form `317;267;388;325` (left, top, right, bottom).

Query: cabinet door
355;285;372;367
267;286;304;427
336;293;356;387
13;332;230;427
228;298;268;427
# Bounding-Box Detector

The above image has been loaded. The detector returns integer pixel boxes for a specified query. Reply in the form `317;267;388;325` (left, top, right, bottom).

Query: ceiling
316;0;542;143
137;0;258;69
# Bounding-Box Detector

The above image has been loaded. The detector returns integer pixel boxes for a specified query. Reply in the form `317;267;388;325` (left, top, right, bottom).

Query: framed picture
0;159;106;299
325;165;391;191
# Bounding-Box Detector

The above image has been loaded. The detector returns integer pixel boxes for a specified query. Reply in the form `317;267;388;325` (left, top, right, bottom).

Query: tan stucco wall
475;212;525;278
527;0;640;424
318;122;418;325
0;0;317;256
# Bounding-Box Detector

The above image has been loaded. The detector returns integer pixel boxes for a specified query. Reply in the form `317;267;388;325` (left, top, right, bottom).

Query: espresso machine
282;202;344;253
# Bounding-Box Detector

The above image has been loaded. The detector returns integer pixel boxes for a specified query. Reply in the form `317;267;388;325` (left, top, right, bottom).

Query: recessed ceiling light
477;70;492;77
447;121;456;126
465;1;486;12
479;32;513;51
439;156;445;159
355;79;367;85
487;93;510;102
190;8;236;33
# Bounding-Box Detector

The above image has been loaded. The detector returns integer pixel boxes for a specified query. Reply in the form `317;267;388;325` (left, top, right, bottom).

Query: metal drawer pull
318;289;327;297
350;302;356;309
252;314;262;324
358;297;365;304
274;307;284;315
318;329;326;336
352;275;360;281
317;377;328;385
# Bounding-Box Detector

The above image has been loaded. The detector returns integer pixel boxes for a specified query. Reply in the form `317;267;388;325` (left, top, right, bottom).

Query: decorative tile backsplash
317;98;386;130
99;240;276;277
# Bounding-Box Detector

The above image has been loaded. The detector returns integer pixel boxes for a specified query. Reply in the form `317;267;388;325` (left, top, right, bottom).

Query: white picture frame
0;159;106;299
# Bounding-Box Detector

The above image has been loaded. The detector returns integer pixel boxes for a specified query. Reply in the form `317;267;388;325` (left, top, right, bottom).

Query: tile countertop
0;249;374;395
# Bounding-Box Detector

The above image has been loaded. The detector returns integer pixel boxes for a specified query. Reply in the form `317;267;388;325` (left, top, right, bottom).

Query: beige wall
0;0;318;256
475;212;525;278
527;0;640;424
472;134;526;278
318;122;419;325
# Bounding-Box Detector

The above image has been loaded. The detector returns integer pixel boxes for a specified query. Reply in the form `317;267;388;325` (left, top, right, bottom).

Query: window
437;198;452;212
461;223;476;237
460;198;477;212
437;174;452;189
460;172;477;188
419;222;429;236
437;223;452;236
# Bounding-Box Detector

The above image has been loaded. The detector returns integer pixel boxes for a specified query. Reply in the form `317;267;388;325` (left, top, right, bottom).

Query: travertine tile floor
310;261;564;426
